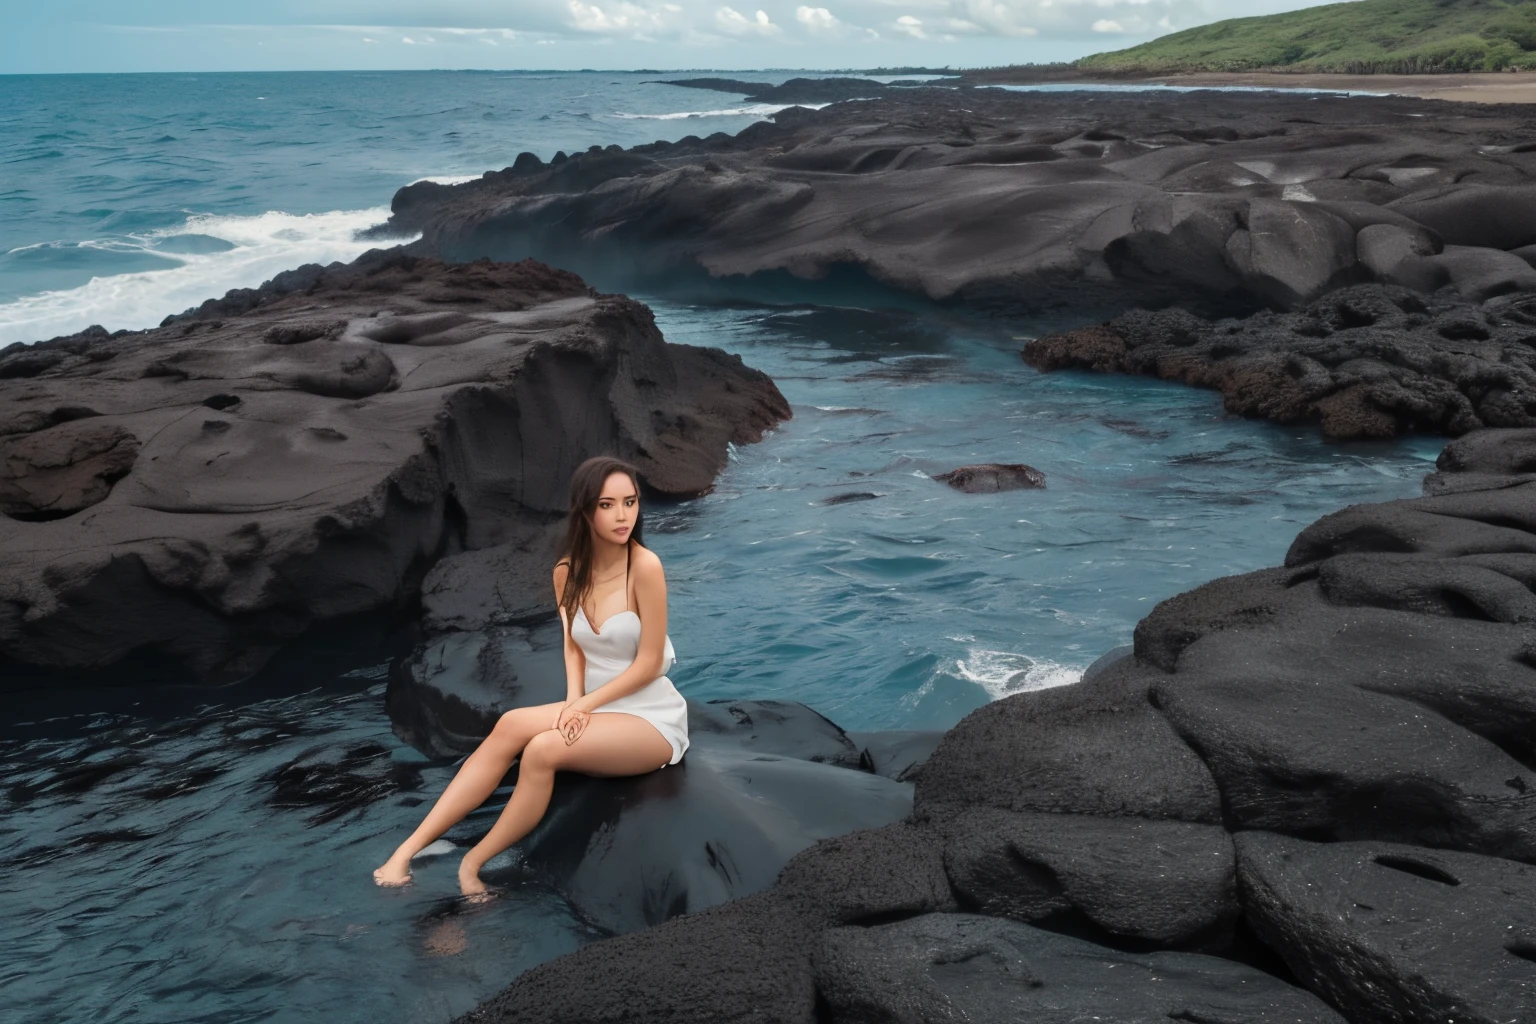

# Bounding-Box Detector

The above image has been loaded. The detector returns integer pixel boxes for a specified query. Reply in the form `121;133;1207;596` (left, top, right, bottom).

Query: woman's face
588;471;638;546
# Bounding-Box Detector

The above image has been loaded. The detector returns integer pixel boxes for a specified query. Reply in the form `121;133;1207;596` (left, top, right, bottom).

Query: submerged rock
933;463;1045;493
0;250;790;682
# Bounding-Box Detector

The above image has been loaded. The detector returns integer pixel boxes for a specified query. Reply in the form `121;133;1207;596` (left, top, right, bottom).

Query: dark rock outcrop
1025;284;1536;439
456;429;1536;1023
0;250;790;683
383;89;1536;314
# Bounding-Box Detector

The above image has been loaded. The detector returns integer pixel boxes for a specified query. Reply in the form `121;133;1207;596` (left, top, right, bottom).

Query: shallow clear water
645;300;1440;729
0;71;1442;1022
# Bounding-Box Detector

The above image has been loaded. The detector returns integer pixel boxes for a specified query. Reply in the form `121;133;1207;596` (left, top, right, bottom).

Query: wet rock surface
510;745;916;936
0;249;790;682
457;429;1536;1023
1025;285;1536;439
384;89;1536;314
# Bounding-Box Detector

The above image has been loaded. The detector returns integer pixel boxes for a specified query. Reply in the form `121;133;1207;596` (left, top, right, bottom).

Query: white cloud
91;1;1363;69
716;6;782;34
795;5;843;32
567;0;674;34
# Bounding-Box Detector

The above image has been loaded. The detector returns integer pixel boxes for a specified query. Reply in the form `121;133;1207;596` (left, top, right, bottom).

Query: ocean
0;70;1440;1022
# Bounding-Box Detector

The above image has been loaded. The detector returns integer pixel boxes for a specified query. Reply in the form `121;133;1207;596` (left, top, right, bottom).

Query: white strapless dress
572;605;689;766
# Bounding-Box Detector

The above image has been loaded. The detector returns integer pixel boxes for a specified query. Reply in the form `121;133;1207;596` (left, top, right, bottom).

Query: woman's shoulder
630;542;663;573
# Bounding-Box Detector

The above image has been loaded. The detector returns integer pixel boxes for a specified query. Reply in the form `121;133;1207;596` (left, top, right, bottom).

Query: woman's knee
519;730;566;772
486;708;536;750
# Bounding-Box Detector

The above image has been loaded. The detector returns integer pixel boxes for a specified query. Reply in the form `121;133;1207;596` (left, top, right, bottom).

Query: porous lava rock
1025;285;1536;439
382;87;1536;314
455;428;1536;1023
813;914;1346;1024
940;807;1238;950
0;249;789;682
1236;833;1536;1024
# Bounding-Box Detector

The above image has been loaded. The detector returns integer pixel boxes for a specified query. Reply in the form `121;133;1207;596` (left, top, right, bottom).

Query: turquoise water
0;71;1439;1022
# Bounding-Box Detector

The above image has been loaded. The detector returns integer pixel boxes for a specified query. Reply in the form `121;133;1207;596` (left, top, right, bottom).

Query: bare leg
457;712;673;896
373;701;567;885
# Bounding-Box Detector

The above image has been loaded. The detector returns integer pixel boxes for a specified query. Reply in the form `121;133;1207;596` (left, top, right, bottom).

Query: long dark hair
557;455;644;632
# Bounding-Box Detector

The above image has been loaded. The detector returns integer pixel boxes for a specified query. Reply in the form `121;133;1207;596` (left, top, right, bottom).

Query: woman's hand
558;708;591;745
554;700;592;738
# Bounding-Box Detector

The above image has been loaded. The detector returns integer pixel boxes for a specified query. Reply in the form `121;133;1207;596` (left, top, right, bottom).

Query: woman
374;455;690;897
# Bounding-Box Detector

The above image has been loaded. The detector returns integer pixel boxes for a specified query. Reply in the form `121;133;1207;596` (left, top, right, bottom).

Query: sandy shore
959;66;1536;105
1122;71;1536;105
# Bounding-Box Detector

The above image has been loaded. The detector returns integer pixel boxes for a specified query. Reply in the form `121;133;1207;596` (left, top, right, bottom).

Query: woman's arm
565;549;668;715
553;561;586;707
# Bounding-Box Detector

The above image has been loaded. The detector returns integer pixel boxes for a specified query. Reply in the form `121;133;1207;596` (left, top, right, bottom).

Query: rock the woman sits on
373;455;690;897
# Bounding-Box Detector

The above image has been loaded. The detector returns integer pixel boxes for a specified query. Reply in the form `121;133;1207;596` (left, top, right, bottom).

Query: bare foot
458;861;488;898
373;858;413;886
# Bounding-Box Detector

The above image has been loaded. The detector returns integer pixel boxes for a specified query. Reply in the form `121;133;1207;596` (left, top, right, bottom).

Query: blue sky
2;1;1355;74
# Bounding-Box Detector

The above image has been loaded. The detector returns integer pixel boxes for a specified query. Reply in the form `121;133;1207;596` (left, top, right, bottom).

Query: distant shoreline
960;66;1536;105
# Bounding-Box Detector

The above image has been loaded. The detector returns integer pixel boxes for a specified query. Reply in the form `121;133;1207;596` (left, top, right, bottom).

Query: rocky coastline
7;81;1536;1024
0;250;789;683
381;86;1536;317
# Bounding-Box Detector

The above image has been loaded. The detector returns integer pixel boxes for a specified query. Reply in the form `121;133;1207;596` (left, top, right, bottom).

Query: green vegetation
1077;0;1536;74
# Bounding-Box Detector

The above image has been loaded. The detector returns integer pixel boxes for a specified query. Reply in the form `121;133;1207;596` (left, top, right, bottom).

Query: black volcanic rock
1025;284;1536;439
509;745;916;935
913;669;1223;824
687;698;869;770
941;807;1238;950
386;620;568;759
383;89;1536;313
813;914;1345;1024
1236;833;1536;1024
0;251;790;682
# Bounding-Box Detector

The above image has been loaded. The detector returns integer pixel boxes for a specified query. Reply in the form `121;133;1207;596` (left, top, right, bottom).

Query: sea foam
955;648;1082;700
0;207;409;346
